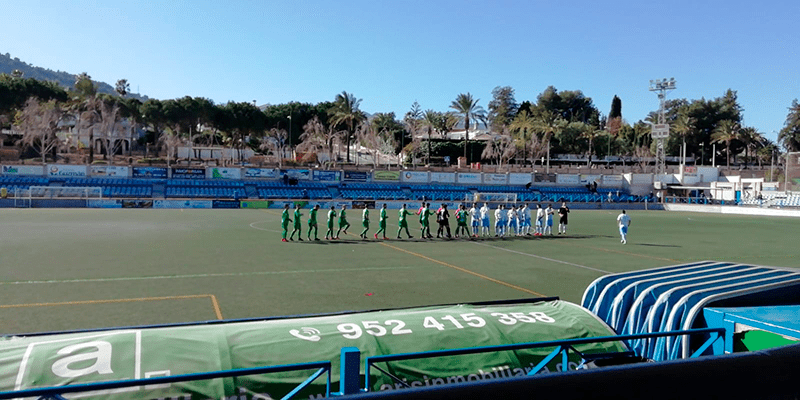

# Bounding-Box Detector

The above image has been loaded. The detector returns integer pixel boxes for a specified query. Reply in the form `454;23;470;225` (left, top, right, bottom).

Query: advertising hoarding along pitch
47;164;87;177
210;167;242;180
171;168;205;179
281;169;311;180
456;173;481;184
430;172;455;183
1;165;45;175
483;173;508;184
153;200;212;209
244;168;280;179
132;167;168;179
401;171;429;183
508;173;533;185
313;170;342;182
372;171;400;182
91;166;130;177
343;171;369;182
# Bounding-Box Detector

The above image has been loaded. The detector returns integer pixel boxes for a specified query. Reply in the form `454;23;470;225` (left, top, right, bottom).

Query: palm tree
421;110;439;166
738;126;764;167
579;123;603;166
329;91;366;163
778;100;800;152
450;93;487;162
712;120;741;169
533;109;566;173
671;114;695;166
509;110;536;167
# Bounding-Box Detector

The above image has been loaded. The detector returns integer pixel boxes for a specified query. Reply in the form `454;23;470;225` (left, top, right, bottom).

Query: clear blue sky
4;0;798;142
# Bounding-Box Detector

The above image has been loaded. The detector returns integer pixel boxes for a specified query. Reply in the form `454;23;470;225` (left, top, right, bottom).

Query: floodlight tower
649;78;677;175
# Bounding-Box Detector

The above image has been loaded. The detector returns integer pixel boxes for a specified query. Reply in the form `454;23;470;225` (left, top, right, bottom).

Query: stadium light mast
649;78;677;175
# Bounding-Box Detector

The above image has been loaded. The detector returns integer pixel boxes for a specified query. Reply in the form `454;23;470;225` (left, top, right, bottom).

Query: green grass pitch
1;208;798;335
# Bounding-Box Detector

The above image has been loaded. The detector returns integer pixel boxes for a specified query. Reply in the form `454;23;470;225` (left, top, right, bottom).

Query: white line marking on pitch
472;242;611;274
0;267;415;285
249;221;281;233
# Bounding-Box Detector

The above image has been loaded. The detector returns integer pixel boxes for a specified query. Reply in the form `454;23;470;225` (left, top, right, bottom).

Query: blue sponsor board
132;167;168;179
343;170;369;182
171;168;206;179
312;170;341;182
212;200;241;209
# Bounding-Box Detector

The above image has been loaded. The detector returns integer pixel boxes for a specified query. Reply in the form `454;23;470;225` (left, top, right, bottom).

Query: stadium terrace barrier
583;261;800;361
0;329;724;400
337;344;800;400
362;328;723;393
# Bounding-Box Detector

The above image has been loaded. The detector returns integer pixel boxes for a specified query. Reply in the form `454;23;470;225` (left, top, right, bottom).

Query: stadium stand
0;175;657;203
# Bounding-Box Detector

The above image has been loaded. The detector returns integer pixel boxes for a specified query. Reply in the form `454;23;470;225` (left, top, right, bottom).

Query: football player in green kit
359;205;370;239
281;204;292;242
336;204;350;239
455;204;469;238
374;203;388;239
289;203;304;241
325;205;336;240
419;202;434;239
307;204;320;241
397;204;414;239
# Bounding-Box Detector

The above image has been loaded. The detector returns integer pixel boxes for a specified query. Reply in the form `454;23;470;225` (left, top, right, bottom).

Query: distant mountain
0;52;148;101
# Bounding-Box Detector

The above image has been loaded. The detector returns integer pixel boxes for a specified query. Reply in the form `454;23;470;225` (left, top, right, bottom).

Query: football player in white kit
480;202;491;236
507;205;519;236
494;204;505;237
544;204;555;235
520;204;531;235
617;209;632;244
535;204;545;236
469;203;480;237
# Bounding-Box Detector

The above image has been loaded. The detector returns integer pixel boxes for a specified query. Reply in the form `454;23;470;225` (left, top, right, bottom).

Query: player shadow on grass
296;233;604;244
396;234;602;242
296;239;371;245
634;243;681;248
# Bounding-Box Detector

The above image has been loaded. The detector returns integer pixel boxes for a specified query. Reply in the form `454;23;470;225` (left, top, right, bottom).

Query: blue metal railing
0;361;331;400
363;327;723;391
0;328;724;399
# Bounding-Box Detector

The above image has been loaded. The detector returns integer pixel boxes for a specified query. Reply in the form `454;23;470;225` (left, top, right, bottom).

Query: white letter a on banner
51;341;114;378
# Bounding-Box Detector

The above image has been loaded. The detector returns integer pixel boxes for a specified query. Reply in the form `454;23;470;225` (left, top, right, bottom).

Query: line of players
281;201;571;242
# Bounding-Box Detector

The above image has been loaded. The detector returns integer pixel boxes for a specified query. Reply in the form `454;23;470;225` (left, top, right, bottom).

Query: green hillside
0;52;148;101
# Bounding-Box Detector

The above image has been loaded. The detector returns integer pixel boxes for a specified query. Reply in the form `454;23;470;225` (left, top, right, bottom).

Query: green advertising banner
0;300;623;399
240;200;272;209
373;171;400;182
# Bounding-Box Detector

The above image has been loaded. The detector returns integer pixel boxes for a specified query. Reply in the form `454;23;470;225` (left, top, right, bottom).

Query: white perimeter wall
664;203;800;218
